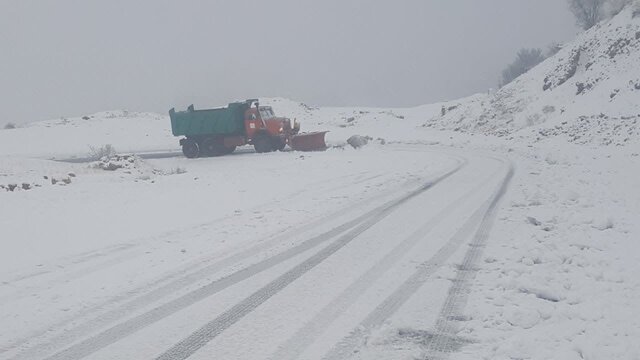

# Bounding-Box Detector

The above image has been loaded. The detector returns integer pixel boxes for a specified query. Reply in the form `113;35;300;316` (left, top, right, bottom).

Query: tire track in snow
267;167;498;360
33;216;363;360
0;168;379;293
152;164;464;360
38;162;463;360
2;164;428;359
321;161;513;360
422;163;514;360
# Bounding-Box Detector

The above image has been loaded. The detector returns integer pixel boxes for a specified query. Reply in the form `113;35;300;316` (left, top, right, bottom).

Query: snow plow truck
169;99;327;158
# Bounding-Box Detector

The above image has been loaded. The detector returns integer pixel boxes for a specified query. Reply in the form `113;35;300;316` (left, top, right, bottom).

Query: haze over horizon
1;0;578;124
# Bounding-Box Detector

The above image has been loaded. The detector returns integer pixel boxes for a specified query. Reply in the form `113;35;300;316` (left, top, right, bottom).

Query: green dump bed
169;102;249;137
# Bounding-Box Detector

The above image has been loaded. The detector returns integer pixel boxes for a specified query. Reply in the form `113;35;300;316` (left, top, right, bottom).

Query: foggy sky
0;0;578;124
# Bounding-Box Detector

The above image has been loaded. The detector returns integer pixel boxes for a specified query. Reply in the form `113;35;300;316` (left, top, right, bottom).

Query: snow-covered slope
429;5;640;146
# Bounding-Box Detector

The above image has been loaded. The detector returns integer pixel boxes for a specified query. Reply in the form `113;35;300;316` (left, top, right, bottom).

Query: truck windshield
259;108;275;120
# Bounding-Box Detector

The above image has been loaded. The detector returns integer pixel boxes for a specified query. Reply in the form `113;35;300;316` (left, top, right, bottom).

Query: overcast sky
0;0;578;124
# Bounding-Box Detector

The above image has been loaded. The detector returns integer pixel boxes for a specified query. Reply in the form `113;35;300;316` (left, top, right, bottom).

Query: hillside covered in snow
429;5;640;146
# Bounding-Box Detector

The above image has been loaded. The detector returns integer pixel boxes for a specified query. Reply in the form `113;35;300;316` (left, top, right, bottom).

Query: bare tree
605;0;632;17
568;0;606;30
546;42;563;57
501;48;546;87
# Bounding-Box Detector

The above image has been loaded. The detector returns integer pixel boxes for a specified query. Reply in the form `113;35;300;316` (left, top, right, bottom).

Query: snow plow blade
290;131;328;152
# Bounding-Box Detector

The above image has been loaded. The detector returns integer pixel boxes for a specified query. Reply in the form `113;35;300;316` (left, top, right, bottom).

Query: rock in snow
347;135;372;148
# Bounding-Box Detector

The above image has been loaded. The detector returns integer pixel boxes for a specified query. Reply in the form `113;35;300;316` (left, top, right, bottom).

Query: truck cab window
259;108;274;120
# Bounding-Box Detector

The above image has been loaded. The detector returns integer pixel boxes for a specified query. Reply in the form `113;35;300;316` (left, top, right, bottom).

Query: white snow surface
1;7;639;360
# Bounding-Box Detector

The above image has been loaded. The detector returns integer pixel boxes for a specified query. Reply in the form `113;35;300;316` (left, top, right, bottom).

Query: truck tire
182;139;200;158
253;135;272;153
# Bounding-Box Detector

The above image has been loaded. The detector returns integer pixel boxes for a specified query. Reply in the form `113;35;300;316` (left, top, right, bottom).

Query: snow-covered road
0;146;512;360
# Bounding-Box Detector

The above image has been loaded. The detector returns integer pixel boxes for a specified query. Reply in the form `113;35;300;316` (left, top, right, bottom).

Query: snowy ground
0;96;638;360
454;140;640;360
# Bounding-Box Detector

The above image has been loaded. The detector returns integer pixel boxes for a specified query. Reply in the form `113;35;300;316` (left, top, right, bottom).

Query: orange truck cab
242;102;299;152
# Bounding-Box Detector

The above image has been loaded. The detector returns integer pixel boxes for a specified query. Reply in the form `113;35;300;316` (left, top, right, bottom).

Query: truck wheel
253;135;272;153
272;138;286;151
182;139;200;158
